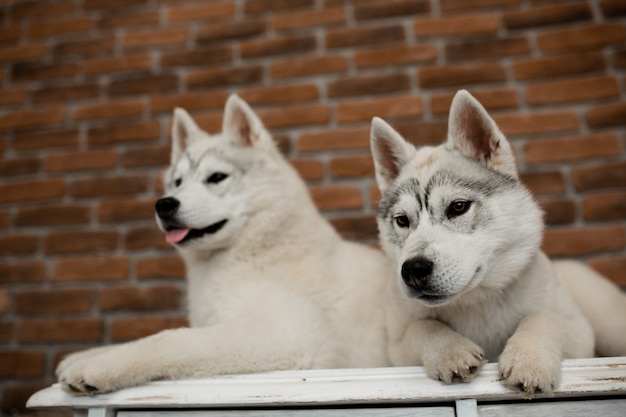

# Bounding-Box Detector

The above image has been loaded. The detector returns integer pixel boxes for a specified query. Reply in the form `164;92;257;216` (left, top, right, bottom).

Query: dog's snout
155;197;180;220
401;257;434;290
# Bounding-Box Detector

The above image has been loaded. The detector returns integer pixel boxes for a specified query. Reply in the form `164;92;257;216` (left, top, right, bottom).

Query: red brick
88;121;160;146
123;27;188;50
543;226;625;257
45;150;118;172
539;198;576;225
431;88;518;115
26;16;93;38
54;36;115;57
0;179;64;204
440;0;521;13
15;289;92;314
0;26;19;44
525;75;619;105
16;204;91;227
98;9;159;29
100;285;182;312
298;127;370;153
74;99;143;121
32;83;100;103
111;316;188;342
588;256;626;286
583;192;626;221
0;351;45;377
572;162;626;191
310;185;363;211
337;94;423;123
0;261;45;284
326;25;405;49
0;322;14;344
241;34;316;59
418;63;506;88
513;51;606;80
52;255;129;282
0;290;8;313
98;198;155;223
109;74;178;96
71;175;148;198
614;49;626;69
83;53;152;75
586;101;626;128
271;54;348;79
291;159;324;181
244;0;313;14
12;62;78;82
124;146;170;168
12;128;79;151
0;44;46;63
0;157;39;177
537;23;626;53
355;44;437;69
0;234;38;256
503;2;591;29
330;215;378;241
328;73;410;98
355;0;429;20
414;13;501;37
167;1;236;22
600;0;626;17
84;0;148;11
187;65;263;88
161;46;232;68
524;133;622;165
521;171;565;195
0;106;65;130
125;227;171;250
330;155;374;179
0;86;27;106
43;230;119;254
446;37;530;61
394;120;448;146
11;1;75;19
196;19;266;43
493;110;578;137
249;104;328;128
151;90;228;113
19;318;103;343
274;7;346;31
239;84;319;105
136;255;186;279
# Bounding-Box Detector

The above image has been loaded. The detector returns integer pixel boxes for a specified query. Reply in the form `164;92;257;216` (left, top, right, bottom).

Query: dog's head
155;95;281;254
371;90;543;307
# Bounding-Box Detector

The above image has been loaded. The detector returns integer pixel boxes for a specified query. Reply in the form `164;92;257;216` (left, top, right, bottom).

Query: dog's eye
447;200;472;218
394;215;410;228
207;172;229;184
174;178;182;187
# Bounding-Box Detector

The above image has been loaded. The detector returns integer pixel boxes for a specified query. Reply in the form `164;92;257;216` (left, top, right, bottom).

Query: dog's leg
498;311;563;398
392;318;487;384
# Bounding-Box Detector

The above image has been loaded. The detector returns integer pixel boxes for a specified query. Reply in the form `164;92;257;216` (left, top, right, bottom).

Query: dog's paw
498;343;561;399
423;339;487;384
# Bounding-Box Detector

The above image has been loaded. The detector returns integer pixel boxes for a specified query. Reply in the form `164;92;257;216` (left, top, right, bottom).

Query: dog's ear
370;117;416;192
222;94;270;149
446;90;518;178
171;107;202;164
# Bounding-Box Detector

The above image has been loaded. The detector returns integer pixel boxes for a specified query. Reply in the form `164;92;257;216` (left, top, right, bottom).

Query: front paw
423;338;487;384
499;342;561;399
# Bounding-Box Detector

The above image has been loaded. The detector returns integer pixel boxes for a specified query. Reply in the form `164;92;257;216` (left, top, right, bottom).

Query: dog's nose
401;257;433;290
155;197;180;220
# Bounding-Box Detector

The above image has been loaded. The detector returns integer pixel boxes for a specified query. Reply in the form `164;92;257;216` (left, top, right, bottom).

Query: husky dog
56;95;392;395
370;90;626;398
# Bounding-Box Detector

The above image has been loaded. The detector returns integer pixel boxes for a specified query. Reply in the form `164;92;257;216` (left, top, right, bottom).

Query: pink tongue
165;228;191;243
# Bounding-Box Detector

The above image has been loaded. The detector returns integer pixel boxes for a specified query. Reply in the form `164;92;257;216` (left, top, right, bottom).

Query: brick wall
1;0;625;415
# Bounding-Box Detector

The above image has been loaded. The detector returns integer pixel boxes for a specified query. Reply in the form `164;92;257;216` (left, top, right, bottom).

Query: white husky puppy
56;95;392;395
370;90;626;398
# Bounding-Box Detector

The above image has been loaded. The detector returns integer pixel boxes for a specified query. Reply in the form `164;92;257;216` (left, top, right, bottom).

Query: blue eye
207;173;228;184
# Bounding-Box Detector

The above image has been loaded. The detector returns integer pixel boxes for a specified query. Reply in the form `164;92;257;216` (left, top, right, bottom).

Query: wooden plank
478;399;626;417
119;407;455;417
455;399;477;417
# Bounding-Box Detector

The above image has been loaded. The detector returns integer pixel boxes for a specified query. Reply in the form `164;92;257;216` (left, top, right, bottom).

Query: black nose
401;257;434;290
155;197;180;220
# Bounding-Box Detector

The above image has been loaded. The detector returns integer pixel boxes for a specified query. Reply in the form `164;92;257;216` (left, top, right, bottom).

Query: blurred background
1;0;625;415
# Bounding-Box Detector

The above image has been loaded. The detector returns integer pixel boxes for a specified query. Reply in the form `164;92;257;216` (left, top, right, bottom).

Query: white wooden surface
27;358;626;416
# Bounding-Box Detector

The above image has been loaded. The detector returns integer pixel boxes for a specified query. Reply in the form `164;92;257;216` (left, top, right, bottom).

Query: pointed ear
447;90;518;178
171;107;202;164
222;94;269;148
370;117;416;192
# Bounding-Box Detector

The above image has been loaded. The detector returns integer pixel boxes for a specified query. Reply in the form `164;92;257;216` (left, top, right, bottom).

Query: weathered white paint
27;358;626;416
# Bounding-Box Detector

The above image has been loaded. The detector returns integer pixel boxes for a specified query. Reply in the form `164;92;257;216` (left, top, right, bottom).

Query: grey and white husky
56;95;392;394
371;90;626;398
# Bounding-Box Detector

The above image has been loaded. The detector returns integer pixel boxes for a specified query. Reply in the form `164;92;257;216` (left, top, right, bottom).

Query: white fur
56;95;393;395
371;90;625;398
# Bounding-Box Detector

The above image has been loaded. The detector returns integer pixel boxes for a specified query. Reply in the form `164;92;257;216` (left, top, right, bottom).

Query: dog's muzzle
401;257;434;291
